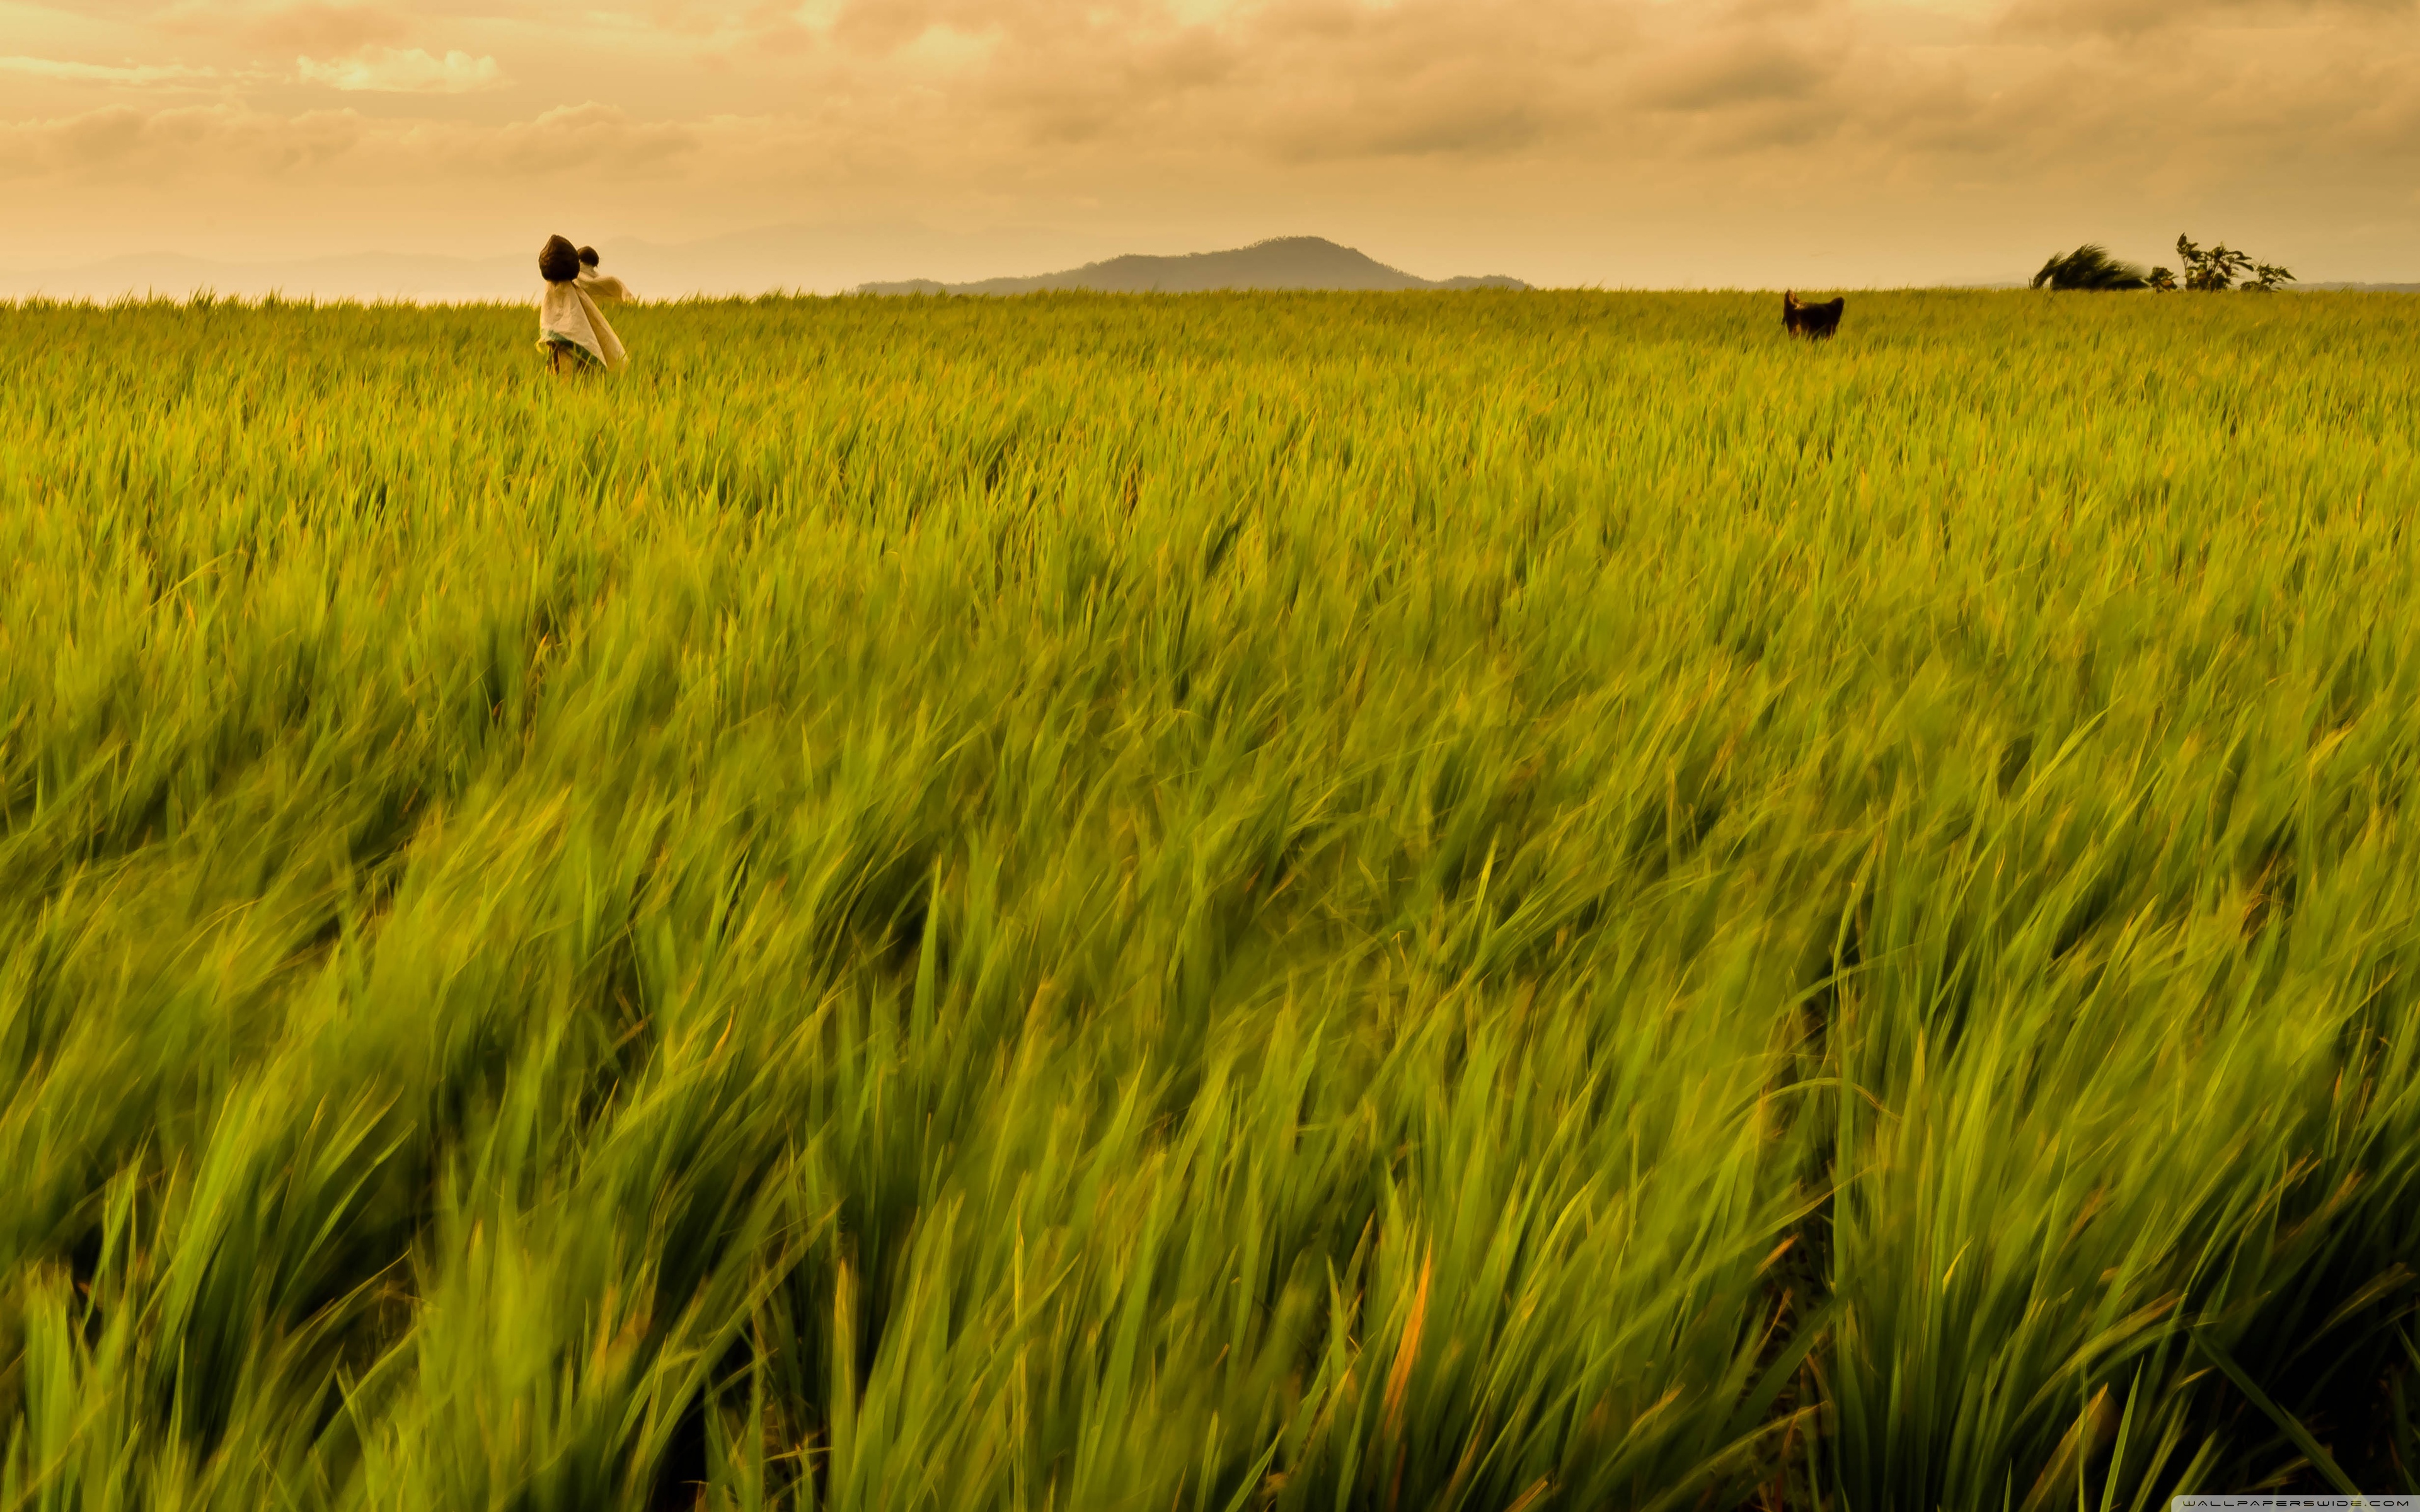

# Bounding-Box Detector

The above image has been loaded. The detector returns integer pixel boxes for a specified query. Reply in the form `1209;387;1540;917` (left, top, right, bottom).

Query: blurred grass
1;287;2417;1509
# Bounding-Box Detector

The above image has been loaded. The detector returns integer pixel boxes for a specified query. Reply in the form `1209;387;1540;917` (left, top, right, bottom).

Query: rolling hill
858;236;1528;295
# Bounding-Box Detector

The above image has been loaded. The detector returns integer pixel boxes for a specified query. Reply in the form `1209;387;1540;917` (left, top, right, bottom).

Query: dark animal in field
1783;290;1845;339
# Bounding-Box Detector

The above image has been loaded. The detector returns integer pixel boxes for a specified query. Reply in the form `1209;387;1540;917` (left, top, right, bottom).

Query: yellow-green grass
3;288;2418;1510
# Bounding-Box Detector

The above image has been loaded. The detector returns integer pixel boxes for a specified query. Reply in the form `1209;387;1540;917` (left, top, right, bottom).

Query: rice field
3;287;2419;1511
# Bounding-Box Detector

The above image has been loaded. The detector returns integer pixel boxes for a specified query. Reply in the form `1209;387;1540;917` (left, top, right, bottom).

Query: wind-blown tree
2031;244;2152;290
2177;234;2259;291
2022;236;2288;294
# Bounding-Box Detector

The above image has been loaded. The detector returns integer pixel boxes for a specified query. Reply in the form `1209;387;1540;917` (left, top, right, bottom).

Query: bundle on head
538;234;581;284
1782;290;1845;340
577;246;599;269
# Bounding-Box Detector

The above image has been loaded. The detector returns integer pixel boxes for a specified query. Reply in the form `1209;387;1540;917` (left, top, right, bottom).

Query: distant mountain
860;237;1527;295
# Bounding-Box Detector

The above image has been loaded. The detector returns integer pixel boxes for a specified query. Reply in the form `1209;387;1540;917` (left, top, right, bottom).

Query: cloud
0;100;705;185
467;101;701;171
1632;35;1836;112
0;54;226;84
0;103;371;181
1260;81;1558;161
296;45;505;91
1209;0;1637;161
972;27;1238;144
630;0;2420;185
1995;0;2419;38
2334;57;2420;156
157;0;413;53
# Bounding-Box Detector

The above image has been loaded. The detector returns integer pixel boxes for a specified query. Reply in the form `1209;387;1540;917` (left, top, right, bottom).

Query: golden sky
4;0;2414;291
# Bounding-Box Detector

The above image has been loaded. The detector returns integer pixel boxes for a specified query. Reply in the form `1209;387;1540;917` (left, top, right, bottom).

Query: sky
3;0;2416;294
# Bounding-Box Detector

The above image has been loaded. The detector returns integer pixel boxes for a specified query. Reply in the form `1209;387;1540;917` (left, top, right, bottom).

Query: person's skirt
541;336;604;375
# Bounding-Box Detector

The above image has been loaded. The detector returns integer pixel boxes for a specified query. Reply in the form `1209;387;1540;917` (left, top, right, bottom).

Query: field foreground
4;290;2420;1510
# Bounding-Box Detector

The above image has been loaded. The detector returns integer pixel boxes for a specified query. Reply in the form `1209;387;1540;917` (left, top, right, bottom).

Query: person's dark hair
577;246;599;269
538;234;580;284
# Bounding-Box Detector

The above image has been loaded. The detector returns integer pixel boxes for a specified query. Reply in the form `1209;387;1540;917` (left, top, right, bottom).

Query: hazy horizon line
13;284;2420;309
7;226;2407;304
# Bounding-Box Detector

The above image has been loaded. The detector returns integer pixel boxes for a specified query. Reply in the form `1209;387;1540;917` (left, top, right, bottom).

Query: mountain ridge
860;236;1527;295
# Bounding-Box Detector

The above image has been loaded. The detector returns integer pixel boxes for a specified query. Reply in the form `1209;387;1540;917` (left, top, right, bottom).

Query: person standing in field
538;233;626;377
575;246;637;304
